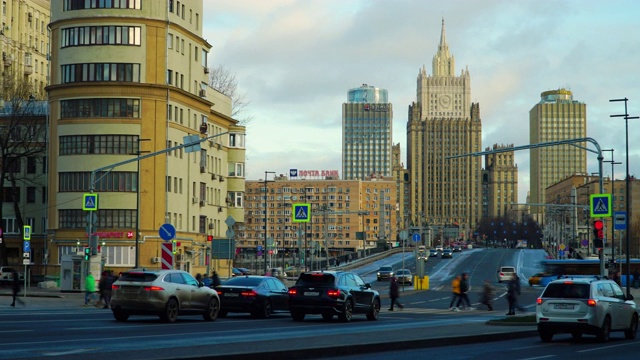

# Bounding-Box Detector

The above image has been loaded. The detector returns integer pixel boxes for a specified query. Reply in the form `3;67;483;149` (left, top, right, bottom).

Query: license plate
225;293;239;297
304;291;319;296
553;303;575;310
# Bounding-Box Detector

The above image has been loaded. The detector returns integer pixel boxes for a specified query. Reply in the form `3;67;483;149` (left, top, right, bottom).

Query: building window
61;26;141;47
60;98;140;118
59;209;136;229
64;0;142;10
61;63;141;83
2;187;19;202
104;246;135;266
59;172;138;192
60;135;139;155
1;217;18;233
26;157;37;174
26;187;36;203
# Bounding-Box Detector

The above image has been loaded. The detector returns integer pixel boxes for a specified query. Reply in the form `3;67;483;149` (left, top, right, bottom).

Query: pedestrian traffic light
84;247;91;261
593;220;604;248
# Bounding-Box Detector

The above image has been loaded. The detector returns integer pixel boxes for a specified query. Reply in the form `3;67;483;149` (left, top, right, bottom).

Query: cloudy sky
202;0;640;202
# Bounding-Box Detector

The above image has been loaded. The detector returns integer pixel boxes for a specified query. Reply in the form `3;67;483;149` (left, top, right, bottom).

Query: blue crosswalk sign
590;194;611;218
83;193;99;211
292;204;311;223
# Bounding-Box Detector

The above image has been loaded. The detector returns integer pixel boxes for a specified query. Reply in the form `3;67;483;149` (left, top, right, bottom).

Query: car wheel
322;313;333;321
625;313;638;339
366;297;380;321
291;310;305;322
260;299;272;319
339;299;353;322
113;310;129;322
161;298;179;323
218;310;228;318
597;315;611;342
539;330;553;342
571;331;582;340
203;297;219;321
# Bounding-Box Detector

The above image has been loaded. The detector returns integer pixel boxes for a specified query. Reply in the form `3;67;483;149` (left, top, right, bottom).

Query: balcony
24;64;33;75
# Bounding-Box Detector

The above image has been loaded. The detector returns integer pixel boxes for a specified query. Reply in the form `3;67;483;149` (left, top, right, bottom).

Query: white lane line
42;348;98;356
515;355;555;360
577;341;638;353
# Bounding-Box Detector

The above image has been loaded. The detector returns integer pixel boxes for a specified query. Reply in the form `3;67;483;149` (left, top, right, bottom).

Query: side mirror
364;283;372;289
627;294;634;301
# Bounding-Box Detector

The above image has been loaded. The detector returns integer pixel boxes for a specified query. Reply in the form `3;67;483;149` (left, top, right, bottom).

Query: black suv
288;271;381;322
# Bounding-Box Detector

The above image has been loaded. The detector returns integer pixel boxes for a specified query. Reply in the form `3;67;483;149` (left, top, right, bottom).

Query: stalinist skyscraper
407;19;482;239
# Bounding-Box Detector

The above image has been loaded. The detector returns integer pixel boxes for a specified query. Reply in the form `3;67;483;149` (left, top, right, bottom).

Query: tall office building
482;144;518;219
47;1;246;284
342;84;392;180
407;19;482;238
529;89;587;218
0;0;50;99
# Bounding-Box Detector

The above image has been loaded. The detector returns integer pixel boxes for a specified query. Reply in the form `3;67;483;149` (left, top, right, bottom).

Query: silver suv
536;276;638;342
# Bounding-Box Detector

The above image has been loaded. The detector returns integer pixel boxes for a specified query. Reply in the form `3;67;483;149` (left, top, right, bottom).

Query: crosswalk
384;307;496;315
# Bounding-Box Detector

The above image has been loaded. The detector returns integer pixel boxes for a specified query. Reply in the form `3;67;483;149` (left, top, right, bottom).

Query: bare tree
0;81;48;266
207;65;253;126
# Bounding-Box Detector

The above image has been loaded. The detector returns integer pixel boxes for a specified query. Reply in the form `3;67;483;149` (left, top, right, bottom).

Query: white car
497;266;516;283
536;276;638;342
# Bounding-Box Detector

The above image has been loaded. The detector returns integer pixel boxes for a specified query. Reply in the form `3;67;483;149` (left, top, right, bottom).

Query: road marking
577;342;638;353
516;356;555;360
0;330;32;334
42;348;98;356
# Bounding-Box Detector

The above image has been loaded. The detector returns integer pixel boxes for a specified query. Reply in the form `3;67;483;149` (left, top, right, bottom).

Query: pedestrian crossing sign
292;203;311;223
83;193;99;211
590;194;611;218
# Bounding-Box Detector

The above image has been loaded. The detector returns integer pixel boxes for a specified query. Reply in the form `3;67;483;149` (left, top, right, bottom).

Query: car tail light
112;285;120;290
216;290;223;295
587;299;597;307
327;289;340;298
536;298;543;305
499;272;504;277
288;288;298;295
563;281;573;284
241;290;257;297
143;286;164;291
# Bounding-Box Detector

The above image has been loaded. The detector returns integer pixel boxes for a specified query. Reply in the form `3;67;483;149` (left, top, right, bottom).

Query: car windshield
223;277;262;286
119;272;158;282
379;267;392;272
542;283;590;298
397;270;410;275
296;273;336;286
500;267;515;273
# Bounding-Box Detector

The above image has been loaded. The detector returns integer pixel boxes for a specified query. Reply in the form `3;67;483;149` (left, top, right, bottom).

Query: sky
202;0;640;202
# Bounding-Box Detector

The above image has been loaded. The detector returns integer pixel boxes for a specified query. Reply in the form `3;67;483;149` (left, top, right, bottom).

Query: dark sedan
288;271;381;322
216;276;289;318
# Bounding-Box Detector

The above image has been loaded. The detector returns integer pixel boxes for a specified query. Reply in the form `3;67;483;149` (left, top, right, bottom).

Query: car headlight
377;272;380;276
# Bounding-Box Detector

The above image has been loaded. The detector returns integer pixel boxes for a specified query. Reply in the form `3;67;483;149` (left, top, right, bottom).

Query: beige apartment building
482;144;518;219
240;176;398;261
530;89;587;219
407;19;482;237
0;0;50;99
46;1;245;285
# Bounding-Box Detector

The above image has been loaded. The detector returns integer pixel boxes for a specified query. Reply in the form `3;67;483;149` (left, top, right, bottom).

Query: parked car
441;248;453;259
435;246;444;252
0;267;24;284
376;266;394;281
453;246;462;252
110;269;220;323
497;266;516;283
288;271;380;322
216;276;289;318
232;268;251;277
536;276;638;342
396;269;413;285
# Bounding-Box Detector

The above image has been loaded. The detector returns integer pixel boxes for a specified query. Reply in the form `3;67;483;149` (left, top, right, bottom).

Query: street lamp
603;148;621;265
610;98;639;297
133;138;150;269
263;171;275;275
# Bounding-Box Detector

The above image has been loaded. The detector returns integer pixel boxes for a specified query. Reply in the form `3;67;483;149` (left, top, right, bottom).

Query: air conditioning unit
211;173;216;180
208;140;214;147
192;197;198;204
204;67;210;74
219;176;224;182
208;223;214;229
151;257;161;263
199;200;206;207
176;254;185;261
200;165;206;173
199;89;206;97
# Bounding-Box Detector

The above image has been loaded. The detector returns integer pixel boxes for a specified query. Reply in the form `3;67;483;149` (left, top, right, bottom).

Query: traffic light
84;247;91;261
207;235;213;241
593;220;604;248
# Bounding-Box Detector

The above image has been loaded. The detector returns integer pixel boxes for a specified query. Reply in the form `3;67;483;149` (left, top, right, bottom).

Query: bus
538;259;640;287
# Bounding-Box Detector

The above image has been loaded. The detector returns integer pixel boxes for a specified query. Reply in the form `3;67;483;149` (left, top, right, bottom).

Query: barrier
413;275;429;290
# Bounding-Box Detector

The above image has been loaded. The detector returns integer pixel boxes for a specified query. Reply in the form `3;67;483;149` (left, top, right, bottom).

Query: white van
497;266;516;283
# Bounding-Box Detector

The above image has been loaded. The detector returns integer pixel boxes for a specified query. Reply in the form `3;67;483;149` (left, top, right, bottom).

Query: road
0;248;636;360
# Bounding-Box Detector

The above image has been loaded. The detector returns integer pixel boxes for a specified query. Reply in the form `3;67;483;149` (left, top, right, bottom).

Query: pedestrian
84;272;97;306
348;254;352;263
506;272;526;315
196;273;203;284
480;280;494;311
97;271;109;308
448;275;462;311
102;270;116;309
634;269;640;289
210;270;221;288
10;270;24;307
388;276;404;311
456;272;473;310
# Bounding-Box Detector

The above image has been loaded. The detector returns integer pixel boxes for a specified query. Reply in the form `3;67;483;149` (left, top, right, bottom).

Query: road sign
23;225;31;241
399;230;408;241
614;211;627;230
83;193;99;211
225;216;236;227
226;229;235;239
590;194;612;218
23;241;30;253
412;233;421;242
257;245;263;251
292;203;311;222
159;223;176;241
23;252;29;258
23;259;30;265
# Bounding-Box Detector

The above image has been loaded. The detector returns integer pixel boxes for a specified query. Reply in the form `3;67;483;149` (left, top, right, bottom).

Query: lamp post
603;148;621;266
610;98;639;297
133;138;150;269
263;171;275;275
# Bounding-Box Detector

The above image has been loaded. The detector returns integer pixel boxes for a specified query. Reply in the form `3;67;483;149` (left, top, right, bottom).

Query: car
441;248;453;259
429;249;438;257
497;266;516;283
268;267;287;278
110;269;220;323
376;266;394;281
536;276;638;342
453;246;462;252
284;265;305;277
528;272;548;286
237;268;252;275
288;270;381;322
396;269;413;285
435;246;444;252
215;275;289;318
0;267;24;284
232;268;251;277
